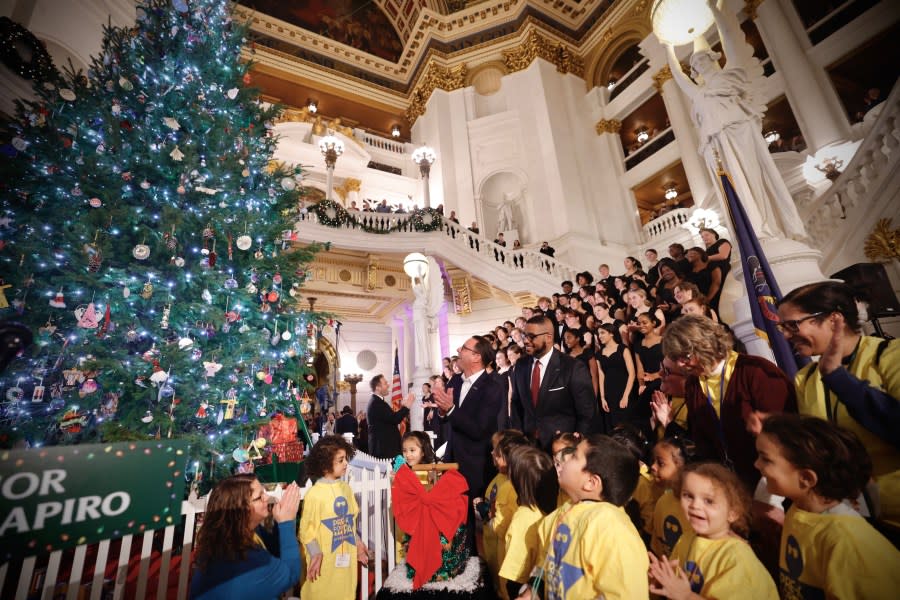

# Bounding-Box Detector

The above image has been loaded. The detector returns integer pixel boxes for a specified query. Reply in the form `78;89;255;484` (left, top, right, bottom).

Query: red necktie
531;360;541;407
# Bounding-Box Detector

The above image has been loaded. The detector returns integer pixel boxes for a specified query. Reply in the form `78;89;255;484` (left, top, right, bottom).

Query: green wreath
0;17;55;81
409;207;443;232
314;199;350;228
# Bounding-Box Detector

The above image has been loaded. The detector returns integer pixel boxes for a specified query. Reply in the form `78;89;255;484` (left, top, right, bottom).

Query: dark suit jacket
335;413;358;436
443;371;505;497
367;394;408;459
510;349;596;449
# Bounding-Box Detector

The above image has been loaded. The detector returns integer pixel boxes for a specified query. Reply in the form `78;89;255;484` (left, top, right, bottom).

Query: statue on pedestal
663;0;806;241
496;190;517;233
411;257;444;371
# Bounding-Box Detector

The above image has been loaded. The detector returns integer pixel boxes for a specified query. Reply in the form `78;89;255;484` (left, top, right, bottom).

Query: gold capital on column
595;119;622;135
652;65;673;91
745;0;764;20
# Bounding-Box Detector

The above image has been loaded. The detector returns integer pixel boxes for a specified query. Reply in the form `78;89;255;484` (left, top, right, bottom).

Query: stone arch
585;22;651;90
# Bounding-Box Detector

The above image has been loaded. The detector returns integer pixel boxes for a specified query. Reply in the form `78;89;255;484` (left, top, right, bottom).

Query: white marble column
752;0;851;152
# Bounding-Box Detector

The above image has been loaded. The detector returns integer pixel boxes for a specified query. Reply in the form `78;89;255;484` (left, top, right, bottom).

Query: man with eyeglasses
432;335;505;553
508;315;596;449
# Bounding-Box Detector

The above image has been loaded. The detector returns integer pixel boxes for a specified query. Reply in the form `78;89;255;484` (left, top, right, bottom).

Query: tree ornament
132;242;150;260
178;336;193;350
118;76;133;90
141;410;153;424
236;234;252;251
59;88;76;101
202;223;215;239
79;378;98;397
203;361;223;377
31;380;45;403
163;117;181;131
97;302;112;337
226;87;238;100
195;402;208;418
49;289;66;308
76;303;100;328
61;409;87;433
141;280;154;299
170;146;184;161
88;197;102;208
159;304;171;329
164;226;177;250
208;239;217;267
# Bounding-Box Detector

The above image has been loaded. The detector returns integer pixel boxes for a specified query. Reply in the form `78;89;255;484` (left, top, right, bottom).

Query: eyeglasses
524;332;552;341
775;312;826;334
458;345;478;354
674;352;693;365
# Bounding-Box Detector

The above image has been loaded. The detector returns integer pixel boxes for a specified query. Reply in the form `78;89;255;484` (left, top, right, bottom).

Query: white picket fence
0;452;395;600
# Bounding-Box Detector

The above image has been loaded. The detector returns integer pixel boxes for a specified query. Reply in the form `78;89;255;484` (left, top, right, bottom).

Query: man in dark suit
510;315;596;449
366;374;412;459
433;335;505;552
335;405;358;438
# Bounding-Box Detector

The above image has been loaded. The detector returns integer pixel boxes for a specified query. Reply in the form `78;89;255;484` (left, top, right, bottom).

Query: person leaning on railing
191;475;302;599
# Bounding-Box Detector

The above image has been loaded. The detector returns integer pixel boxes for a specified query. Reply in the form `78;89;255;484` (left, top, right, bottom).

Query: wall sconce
764;130;781;145
307;99;318;114
636;127;650;144
664;183;678;201
607;79;617;91
391;124;401;138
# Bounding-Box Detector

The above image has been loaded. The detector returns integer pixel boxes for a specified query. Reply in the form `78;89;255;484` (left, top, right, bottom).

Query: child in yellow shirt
499;445;558;598
649;435;696;558
756;414;900;599
649;462;777;599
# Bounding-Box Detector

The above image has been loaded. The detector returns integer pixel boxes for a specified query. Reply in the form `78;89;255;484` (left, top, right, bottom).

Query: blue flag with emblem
717;169;806;378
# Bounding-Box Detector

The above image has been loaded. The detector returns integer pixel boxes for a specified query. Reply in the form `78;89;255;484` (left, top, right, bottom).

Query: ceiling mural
241;0;405;62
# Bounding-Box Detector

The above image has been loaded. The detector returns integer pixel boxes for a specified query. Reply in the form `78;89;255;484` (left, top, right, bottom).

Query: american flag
390;347;407;435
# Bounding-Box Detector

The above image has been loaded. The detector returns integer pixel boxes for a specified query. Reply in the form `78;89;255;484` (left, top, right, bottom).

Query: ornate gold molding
334;178;362;203
864;218;900;262
595;119;622;135
652;65;673;91
744;0;764;20
366;255;379;292
502;29;585;77
405;61;468;124
451;277;472;315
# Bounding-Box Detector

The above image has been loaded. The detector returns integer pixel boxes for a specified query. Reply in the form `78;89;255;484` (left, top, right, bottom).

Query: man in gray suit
509;315;596;449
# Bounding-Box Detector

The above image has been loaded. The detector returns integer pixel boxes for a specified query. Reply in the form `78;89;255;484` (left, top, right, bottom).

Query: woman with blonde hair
653;315;796;489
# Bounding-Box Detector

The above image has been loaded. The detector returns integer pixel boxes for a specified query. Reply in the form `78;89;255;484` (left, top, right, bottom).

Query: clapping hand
818;313;845;375
272;482;301;523
432;385;454;414
650;390;671;428
648;552;692;599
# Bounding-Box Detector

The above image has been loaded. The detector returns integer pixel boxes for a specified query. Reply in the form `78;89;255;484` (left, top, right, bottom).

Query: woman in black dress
634;312;664;440
563;328;600;400
597;323;636;433
700;228;732;282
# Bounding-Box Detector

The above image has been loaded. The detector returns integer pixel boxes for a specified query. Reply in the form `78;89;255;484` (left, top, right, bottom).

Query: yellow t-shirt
779;505;900;599
482;472;507;577
298;479;359;600
794;336;900;524
633;463;661;537
499;505;544;584
537;500;572;569
543;501;649;600
650;488;694;559
672;534;778;599
491;479;518;574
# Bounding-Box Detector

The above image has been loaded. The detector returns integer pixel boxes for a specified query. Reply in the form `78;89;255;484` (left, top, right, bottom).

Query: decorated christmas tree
0;0;325;485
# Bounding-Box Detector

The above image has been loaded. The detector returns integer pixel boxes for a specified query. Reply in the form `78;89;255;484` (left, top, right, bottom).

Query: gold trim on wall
595;119;623;135
501;29;585;77
406;61;469;124
652;65;673;91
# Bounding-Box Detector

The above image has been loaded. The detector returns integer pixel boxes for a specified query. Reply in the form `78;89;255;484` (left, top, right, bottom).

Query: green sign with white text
0;440;189;560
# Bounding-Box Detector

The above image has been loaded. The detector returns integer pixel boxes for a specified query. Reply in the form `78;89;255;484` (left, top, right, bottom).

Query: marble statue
664;0;807;241
411;257;444;370
497;190;517;233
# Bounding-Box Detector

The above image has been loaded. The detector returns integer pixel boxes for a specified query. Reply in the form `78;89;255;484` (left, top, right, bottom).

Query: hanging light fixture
391;124;401;138
607;79;617;91
664;183;678;201
636;127;650;144
764;130;781;145
403;253;429;280
307;99;318;114
651;0;715;46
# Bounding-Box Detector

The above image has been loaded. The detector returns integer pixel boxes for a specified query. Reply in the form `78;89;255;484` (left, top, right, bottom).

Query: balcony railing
297;207;580;288
625;127;676;170
642;207;692;239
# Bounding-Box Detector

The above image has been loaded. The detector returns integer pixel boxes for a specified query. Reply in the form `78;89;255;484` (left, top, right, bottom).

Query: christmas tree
0;0;325;486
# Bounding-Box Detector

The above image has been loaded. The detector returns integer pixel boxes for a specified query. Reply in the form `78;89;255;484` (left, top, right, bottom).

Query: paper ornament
88;197;102;208
163;117;181;130
170;146;184;161
60;410;87;433
195;402;208;418
49;289;66;308
59;88;76;101
79;378;98;397
76;303;100;328
226;87;239;99
177;336;193;350
141;411;154;423
149;367;169;385
31;382;45;403
203;361;223;377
